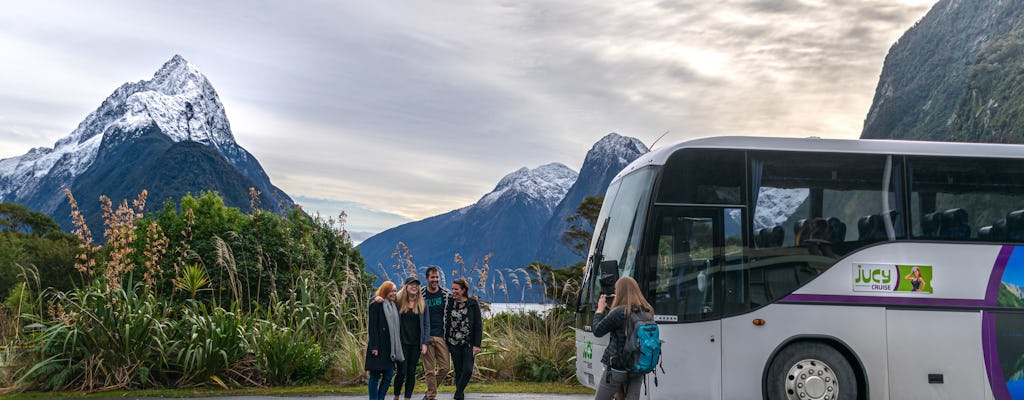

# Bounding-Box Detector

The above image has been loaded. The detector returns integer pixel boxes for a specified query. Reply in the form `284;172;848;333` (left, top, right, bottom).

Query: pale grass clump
390;242;416;280
63;188;98;277
475;253;492;295
141;221;169;288
248;187;262;212
98;191;148;290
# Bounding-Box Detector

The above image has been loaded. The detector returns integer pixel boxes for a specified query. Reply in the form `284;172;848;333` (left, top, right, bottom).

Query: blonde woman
392;276;430;400
365;281;402;400
592;276;654;400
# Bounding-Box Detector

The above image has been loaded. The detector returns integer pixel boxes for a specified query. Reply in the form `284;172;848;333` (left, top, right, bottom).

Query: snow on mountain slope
0;55;288;214
477;163;578;211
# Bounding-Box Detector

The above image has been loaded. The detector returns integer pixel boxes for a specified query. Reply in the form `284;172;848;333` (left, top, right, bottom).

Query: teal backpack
622;310;662;375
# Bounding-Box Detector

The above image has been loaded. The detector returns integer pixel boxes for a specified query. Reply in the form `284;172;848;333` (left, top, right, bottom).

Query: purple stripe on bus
782;293;986;308
984;246;1015;306
983;312;1011;400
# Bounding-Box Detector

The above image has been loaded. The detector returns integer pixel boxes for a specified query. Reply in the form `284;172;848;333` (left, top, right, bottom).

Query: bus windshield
580;167;656;311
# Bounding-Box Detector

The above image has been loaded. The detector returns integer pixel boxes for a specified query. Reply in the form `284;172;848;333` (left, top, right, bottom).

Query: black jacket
364;301;396;371
593;306;646;369
443;297;483;348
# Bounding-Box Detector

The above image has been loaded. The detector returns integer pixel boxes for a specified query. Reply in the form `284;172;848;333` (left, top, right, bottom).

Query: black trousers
449;344;475;400
393;343;421;398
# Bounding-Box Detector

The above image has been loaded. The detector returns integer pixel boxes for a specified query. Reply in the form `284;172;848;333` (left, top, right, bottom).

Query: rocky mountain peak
586;133;648;166
479;163;578;210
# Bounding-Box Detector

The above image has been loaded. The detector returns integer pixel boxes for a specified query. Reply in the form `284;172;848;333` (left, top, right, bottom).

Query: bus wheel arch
762;337;867;400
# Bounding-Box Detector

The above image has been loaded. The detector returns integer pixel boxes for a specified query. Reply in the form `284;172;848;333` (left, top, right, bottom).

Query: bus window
648;207;721;322
908;156;1024;242
658;149;745;205
745;151;900;307
578;168;656;319
597;168;656;278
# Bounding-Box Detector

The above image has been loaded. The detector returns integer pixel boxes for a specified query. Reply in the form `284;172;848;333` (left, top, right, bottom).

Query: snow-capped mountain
356;163;578;296
476;163;577;211
534;133;648;267
0;55;292;231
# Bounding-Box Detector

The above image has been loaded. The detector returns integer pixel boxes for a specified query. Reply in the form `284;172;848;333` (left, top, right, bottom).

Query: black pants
449;344;475;400
393;343;421;398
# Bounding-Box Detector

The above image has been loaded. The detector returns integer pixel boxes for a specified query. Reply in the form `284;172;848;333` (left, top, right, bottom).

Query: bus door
643;206;725;399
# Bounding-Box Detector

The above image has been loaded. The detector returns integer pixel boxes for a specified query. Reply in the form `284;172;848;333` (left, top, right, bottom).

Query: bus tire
766;341;857;400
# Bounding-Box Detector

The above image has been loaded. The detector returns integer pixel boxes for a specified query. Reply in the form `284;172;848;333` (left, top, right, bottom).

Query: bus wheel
766;342;857;400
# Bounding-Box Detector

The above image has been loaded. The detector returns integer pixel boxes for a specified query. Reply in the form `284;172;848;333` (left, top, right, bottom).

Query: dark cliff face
533;133;647;268
861;0;1024;142
52;123;274;233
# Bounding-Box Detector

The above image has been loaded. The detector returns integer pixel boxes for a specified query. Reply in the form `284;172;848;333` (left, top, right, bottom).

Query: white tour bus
574;136;1024;400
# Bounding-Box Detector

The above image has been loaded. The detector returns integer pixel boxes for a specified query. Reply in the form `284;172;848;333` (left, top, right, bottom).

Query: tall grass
6;190;373;392
479;308;575;382
3;189;582;393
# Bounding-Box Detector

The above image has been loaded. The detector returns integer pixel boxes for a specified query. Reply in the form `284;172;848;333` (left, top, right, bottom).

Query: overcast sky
0;0;936;235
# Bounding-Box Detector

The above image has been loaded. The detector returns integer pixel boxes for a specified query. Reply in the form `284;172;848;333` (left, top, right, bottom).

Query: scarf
383;300;405;362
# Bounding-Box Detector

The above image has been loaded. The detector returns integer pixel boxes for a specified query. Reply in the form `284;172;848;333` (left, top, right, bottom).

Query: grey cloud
0;0;939;229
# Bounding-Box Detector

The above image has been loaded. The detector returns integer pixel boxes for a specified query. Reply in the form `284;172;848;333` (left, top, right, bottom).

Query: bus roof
614;135;1024;182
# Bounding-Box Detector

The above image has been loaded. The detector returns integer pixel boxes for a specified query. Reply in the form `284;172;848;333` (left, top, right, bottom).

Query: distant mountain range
862;0;1024;144
357;133;648;296
0;55;293;233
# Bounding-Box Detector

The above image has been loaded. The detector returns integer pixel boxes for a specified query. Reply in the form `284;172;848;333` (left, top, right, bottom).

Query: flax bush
478;308;575;382
10;190;370;392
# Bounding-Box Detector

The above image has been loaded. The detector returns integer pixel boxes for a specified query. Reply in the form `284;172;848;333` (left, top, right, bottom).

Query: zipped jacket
421;285;451;338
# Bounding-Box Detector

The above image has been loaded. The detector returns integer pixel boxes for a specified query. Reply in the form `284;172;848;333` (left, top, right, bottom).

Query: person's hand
372;296;383;303
596;294;610;314
421;344;428;355
472;346;480;356
371;349;378;356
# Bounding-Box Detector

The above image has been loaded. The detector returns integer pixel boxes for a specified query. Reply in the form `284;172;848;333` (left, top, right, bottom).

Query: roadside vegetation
0;190;588;395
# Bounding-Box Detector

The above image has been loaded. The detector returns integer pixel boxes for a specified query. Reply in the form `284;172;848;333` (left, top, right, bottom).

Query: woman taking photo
592;276;653;400
365;281;403;400
444;278;482;400
393;276;430;400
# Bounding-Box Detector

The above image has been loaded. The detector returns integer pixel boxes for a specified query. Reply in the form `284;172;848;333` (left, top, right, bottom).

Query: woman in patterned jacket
443;278;482;400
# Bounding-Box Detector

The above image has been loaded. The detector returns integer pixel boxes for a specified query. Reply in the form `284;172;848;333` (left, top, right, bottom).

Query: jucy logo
853;264;933;293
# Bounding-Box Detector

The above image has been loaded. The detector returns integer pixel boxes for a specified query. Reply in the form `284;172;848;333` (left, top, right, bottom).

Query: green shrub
255;323;326;385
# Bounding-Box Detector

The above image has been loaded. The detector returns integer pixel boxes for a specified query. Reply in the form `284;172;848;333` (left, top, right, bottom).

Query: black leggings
449;344;475;400
393;343;421;398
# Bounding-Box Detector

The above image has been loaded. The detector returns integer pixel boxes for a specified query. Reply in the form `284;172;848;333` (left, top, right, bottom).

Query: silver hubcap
784;358;838;400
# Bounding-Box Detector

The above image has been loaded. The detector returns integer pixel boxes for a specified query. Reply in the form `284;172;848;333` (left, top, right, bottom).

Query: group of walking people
365;266;483;400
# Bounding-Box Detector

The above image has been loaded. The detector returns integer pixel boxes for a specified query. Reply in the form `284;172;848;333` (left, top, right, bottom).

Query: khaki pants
422;336;450;399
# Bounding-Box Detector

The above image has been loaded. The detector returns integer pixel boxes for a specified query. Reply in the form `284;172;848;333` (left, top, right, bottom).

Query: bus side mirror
599;260;619;295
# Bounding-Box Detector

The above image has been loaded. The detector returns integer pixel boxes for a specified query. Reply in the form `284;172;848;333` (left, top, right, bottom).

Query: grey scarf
383;300;404;362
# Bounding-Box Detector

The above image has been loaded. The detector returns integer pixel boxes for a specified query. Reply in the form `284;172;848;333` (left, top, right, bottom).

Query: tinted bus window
745;151;900;308
657;149;745;205
908;156;1024;242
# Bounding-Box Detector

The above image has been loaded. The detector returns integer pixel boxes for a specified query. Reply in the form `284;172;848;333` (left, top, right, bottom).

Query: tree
559;195;603;259
0;202;60;236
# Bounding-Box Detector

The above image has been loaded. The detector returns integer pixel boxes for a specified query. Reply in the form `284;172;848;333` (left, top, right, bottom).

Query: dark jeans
393;343;421;398
367;368;394;400
449;344;475;400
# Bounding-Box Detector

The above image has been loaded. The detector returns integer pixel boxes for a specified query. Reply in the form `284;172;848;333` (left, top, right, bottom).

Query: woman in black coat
366;281;402;400
443;278;482;400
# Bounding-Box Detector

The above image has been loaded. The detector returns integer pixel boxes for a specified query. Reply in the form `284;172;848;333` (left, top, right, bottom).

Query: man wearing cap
420;266;451;400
